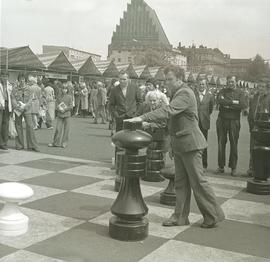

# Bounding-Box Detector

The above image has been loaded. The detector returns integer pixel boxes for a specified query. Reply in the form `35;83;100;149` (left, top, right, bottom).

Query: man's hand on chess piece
125;116;143;123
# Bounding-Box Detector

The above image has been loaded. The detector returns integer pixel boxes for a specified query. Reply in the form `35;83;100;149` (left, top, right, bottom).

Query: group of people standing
0;72;55;152
108;68;270;228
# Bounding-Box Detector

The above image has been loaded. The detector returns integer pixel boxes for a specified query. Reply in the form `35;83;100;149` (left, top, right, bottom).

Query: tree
245;54;269;81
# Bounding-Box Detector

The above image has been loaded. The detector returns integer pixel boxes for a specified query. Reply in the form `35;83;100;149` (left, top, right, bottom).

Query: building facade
43;45;101;62
108;0;186;69
178;43;230;76
227;58;251;78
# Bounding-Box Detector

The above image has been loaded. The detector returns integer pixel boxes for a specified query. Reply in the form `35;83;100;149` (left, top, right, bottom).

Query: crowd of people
0;67;269;228
0;69;269;175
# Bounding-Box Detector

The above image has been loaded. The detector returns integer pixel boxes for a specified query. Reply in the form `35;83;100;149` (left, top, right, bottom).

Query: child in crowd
48;84;72;148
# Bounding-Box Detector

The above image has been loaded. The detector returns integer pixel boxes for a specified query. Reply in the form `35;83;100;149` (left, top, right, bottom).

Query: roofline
42;45;101;57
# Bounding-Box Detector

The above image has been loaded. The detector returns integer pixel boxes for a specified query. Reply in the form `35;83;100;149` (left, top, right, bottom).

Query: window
118;50;121;54
118;58;121;62
128;57;132;63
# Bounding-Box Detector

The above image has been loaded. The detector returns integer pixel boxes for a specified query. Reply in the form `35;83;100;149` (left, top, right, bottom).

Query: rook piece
247;112;270;194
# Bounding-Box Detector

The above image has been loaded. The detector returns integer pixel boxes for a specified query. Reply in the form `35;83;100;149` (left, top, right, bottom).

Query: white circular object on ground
0;182;33;236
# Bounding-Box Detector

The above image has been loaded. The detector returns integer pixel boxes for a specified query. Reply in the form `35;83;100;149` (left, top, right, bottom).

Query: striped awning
0;46;45;70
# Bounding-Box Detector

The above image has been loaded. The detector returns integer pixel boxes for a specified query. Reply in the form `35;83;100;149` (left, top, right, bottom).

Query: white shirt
199;89;206;102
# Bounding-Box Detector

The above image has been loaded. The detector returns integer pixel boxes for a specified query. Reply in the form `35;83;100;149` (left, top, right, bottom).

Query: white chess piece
0;182;33;236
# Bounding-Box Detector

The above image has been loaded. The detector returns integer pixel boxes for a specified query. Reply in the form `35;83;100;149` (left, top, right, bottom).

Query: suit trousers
174;149;225;225
53;117;70;147
198;122;208;168
15;113;39;150
216;117;240;169
0;103;9;146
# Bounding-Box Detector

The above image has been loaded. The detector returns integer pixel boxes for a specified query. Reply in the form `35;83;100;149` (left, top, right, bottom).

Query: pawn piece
0;182;34;236
160;166;176;206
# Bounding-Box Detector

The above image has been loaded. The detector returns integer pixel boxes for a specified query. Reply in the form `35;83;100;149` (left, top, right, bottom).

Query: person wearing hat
215;76;248;176
0;72;13;150
246;80;270;177
48;83;73;148
194;77;214;171
11;73;39;151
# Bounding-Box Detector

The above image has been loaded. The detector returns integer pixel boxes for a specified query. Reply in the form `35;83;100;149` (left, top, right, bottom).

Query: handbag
9;116;17;138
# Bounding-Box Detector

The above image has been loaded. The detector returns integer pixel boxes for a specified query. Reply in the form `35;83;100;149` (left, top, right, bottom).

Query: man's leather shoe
200;223;217;229
0;145;8;150
215;167;224;174
231;169;237;177
162;214;190;227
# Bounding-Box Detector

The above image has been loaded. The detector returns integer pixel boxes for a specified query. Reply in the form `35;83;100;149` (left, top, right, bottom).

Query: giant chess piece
160;166;176;206
114;151;124;192
0;182;33;236
109;121;152;241
143;129;165;182
247;112;270;194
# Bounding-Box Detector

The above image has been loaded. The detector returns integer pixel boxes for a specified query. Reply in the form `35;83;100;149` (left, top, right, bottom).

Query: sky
1;0;270;60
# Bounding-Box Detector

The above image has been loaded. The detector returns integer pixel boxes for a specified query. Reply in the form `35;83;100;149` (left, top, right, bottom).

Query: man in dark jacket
109;72;142;132
215;76;248;176
128;67;225;229
194;77;214;171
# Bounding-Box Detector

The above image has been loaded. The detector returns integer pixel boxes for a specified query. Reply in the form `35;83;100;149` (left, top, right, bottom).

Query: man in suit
194;77;214;171
0;72;13;150
128;67;225;228
215;76;247;176
109;72;142;132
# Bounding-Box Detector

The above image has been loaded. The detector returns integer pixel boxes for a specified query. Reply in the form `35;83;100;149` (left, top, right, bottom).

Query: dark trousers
53;117;70;147
15;113;39;150
198;122;208;168
0;103;9;146
216;117;240;170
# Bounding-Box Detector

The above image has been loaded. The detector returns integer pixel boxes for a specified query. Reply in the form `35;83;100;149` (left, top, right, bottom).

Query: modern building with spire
108;0;186;68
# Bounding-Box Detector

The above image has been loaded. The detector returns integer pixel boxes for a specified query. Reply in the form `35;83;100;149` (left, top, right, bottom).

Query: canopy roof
134;65;151;79
148;67;165;81
94;60;111;74
115;63;138;79
0;46;45;70
48;51;76;73
103;61;119;77
78;57;101;76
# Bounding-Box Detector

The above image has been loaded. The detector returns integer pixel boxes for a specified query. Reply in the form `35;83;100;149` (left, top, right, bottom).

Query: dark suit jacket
109;84;142;118
142;84;207;153
194;89;214;130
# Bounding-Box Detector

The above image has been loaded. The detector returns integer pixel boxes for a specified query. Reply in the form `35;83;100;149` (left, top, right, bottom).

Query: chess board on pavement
0;149;269;262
